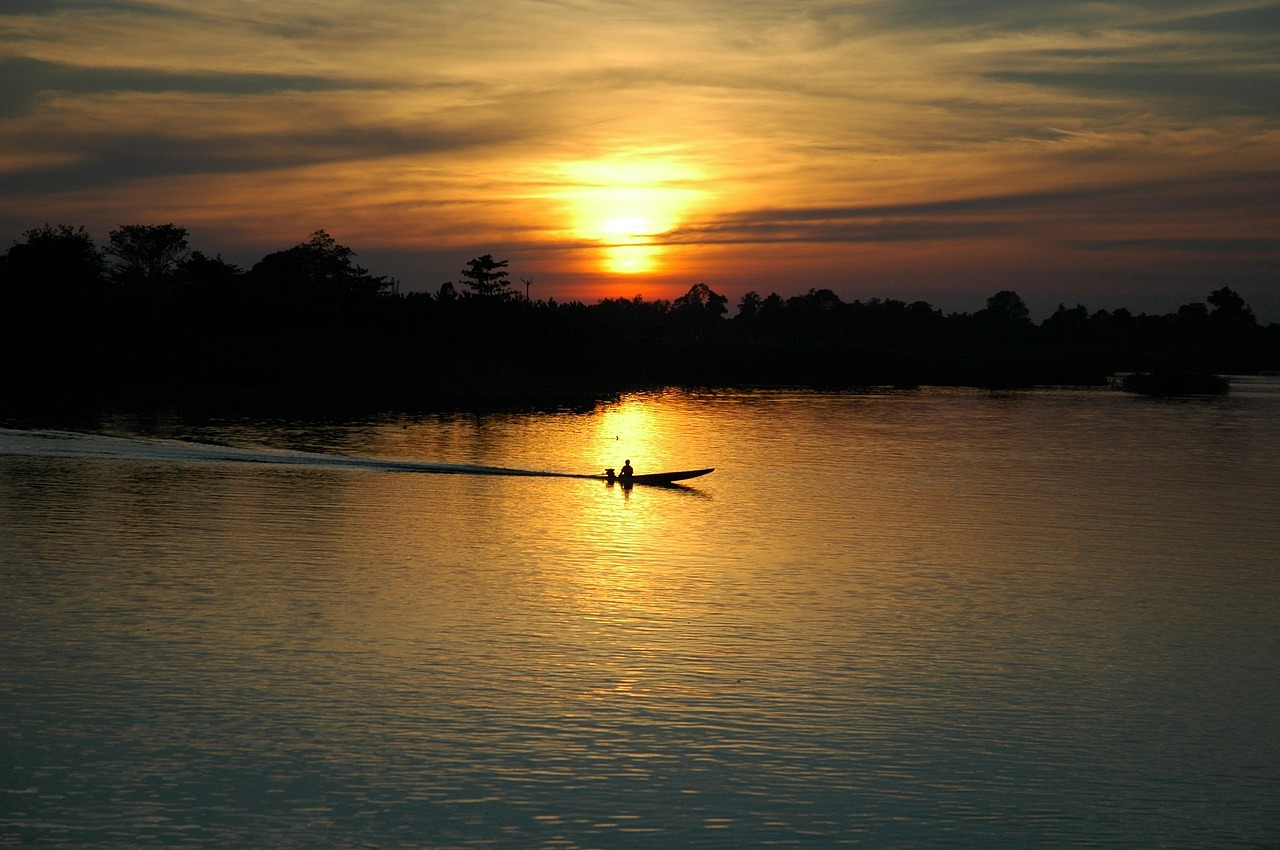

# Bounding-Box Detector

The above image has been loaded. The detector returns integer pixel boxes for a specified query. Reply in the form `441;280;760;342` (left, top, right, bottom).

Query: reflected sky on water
2;380;1279;848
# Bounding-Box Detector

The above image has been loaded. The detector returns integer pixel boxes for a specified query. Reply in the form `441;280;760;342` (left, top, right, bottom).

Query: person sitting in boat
619;459;634;480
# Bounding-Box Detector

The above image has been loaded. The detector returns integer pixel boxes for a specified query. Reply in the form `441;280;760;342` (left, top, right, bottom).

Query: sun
555;157;703;275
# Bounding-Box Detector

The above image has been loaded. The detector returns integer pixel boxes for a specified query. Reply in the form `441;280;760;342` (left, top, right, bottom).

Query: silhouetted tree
1207;286;1256;329
106;223;190;288
734;291;787;338
459;254;511;297
1177;300;1209;332
970;289;1034;347
673;282;728;318
761;292;785;315
1042;303;1091;346
7;214;1280;415
177;251;241;289
251;230;389;301
1;225;109;396
1199;286;1260;364
907;300;942;328
982;290;1031;324
789;288;842;312
2;223;104;302
782;288;844;338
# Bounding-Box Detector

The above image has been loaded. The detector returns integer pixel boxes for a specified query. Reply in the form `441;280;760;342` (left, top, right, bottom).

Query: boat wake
0;428;584;480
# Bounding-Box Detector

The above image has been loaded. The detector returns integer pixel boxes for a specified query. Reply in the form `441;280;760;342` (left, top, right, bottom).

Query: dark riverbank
5;227;1276;418
3;294;1271;420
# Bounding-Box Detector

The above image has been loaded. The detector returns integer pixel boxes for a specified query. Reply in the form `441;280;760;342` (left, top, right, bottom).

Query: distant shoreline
4;227;1275;419
0;353;1250;425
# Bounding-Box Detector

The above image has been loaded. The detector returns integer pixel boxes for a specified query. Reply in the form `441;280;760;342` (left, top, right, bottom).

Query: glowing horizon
551;156;707;275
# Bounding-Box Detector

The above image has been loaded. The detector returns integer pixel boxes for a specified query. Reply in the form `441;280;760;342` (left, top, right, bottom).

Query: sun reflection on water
5;385;1280;848
590;398;666;472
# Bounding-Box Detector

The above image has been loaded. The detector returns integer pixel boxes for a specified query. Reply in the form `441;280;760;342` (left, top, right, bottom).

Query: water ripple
3;384;1279;848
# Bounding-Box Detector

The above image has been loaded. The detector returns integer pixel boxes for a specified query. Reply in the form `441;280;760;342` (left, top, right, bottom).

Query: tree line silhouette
3;223;1276;414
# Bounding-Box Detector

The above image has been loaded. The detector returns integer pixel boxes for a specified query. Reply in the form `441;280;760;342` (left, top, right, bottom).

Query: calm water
3;380;1279;849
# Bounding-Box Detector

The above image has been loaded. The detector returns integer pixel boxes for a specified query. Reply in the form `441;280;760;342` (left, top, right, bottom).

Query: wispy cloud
0;56;363;117
1069;237;1280;254
668;169;1280;244
1;0;1277;314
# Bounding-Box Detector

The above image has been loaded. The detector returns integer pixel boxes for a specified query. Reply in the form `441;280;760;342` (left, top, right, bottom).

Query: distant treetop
459;254;512;298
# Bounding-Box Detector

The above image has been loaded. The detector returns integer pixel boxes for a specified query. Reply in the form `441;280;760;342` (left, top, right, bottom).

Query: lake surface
3;380;1279;849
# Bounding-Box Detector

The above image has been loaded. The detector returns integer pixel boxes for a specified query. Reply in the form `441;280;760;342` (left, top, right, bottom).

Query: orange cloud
2;1;1277;316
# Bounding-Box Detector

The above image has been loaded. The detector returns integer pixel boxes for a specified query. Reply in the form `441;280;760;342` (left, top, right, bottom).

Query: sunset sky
2;1;1278;318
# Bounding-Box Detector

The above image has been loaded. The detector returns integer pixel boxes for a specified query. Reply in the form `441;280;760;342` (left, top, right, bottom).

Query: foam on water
0;427;579;479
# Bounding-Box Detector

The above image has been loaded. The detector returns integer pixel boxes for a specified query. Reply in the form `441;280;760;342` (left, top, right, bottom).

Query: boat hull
601;468;714;486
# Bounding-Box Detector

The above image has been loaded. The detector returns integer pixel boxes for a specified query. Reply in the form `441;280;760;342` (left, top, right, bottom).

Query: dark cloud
872;0;1274;31
988;65;1280;117
0;120;529;195
1067;237;1280;254
869;1;1075;29
668;216;1010;246
1161;3;1280;33
0;0;163;13
877;2;1280;117
0;50;561;195
0;57;363;118
668;172;1280;246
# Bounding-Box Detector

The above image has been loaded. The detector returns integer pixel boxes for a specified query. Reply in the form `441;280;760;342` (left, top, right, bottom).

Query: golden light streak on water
4;381;1280;848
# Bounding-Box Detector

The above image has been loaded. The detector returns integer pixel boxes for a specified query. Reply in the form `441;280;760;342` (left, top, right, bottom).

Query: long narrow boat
600;467;715;486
